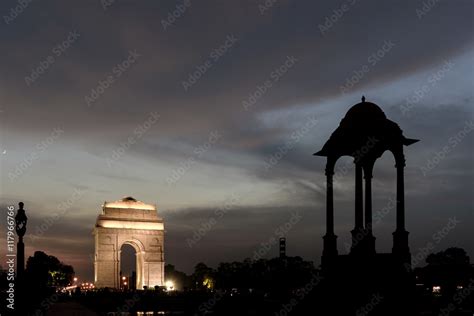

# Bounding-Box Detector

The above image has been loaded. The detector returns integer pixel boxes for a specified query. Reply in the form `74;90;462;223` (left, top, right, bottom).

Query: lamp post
165;280;175;291
122;276;127;291
15;202;28;280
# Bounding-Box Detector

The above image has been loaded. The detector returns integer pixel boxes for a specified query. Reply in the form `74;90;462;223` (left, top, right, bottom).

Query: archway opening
372;151;397;253
120;243;137;290
333;155;355;255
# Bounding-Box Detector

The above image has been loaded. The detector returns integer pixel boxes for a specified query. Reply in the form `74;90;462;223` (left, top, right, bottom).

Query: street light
122;276;128;290
165;280;174;291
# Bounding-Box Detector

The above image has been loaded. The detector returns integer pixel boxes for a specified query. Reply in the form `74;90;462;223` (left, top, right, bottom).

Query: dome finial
361;95;366;103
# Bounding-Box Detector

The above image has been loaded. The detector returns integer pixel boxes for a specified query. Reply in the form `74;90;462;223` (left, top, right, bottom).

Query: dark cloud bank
0;0;473;277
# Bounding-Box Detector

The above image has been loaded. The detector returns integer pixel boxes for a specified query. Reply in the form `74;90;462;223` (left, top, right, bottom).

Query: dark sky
0;0;473;281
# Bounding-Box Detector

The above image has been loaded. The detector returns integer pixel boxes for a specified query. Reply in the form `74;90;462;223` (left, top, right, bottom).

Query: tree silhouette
426;247;470;266
418;247;472;296
26;251;75;288
193;262;215;290
165;264;191;290
191;257;316;292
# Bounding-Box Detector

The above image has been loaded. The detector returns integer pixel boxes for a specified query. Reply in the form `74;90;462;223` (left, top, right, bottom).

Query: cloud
1;0;473;279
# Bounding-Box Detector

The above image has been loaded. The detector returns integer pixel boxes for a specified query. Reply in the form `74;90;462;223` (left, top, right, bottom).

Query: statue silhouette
15;202;27;237
15;202;28;280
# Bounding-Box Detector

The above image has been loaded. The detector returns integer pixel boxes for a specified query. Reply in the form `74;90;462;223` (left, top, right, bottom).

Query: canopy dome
315;97;418;162
343;101;386;123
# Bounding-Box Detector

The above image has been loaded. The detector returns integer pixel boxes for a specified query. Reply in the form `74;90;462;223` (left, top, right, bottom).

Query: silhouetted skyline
0;0;473;282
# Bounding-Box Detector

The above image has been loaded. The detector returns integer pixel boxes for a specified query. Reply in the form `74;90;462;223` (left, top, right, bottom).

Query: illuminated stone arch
93;197;165;289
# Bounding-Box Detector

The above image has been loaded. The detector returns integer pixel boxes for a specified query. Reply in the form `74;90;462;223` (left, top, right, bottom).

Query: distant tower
15;202;28;279
279;237;286;258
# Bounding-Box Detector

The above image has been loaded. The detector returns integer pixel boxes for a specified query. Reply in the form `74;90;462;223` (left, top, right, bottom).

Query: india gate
93;197;165;289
